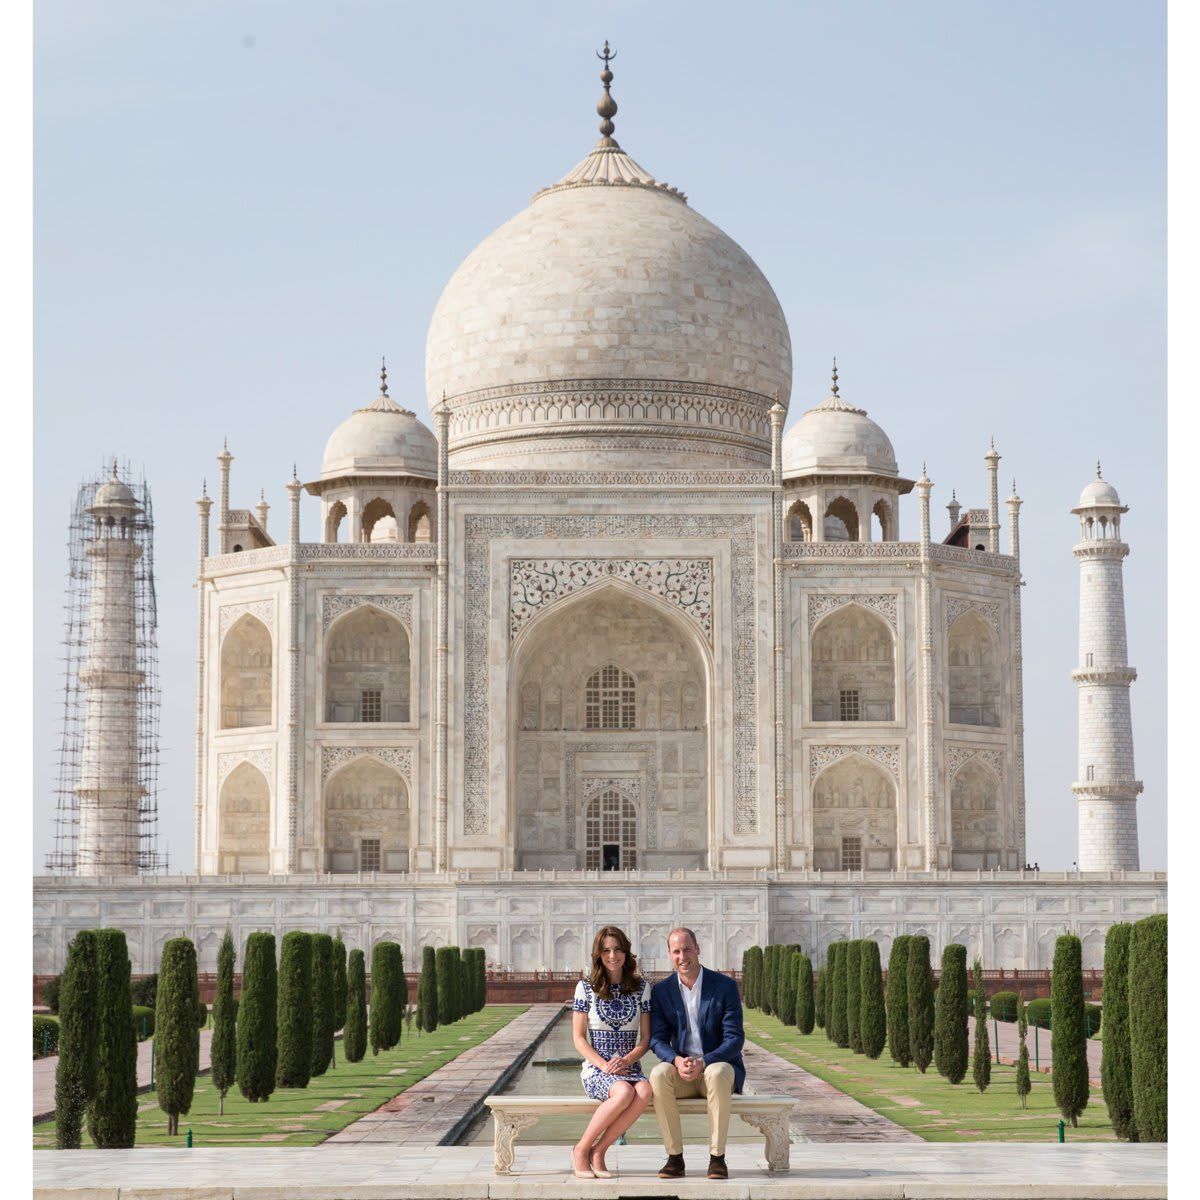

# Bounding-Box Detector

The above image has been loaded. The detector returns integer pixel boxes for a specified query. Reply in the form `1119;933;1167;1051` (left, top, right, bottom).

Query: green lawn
747;1011;1116;1143
35;1005;526;1149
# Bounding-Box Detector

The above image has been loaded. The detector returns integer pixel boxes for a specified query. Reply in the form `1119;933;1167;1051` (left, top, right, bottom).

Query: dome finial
830;358;839;397
595;41;618;145
380;356;389;397
1097;459;1102;478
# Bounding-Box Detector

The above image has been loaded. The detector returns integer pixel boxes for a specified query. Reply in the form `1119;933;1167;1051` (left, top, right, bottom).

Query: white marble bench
483;1094;794;1174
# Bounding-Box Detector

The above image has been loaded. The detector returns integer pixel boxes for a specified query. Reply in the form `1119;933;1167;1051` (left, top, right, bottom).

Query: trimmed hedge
1026;997;1052;1029
343;948;367;1063
779;949;799;1027
276;931;314;1088
1050;934;1089;1127
436;946;458;1026
417;945;438;1033
845;941;863;1053
211;930;237;1115
886;935;911;1067
34;1015;59;1058
1100;923;1134;1140
55;929;99;1148
370;941;405;1054
934;943;969;1085
907;935;934;1073
310;933;335;1077
332;935;348;1034
132;1005;155;1041
87;929;138;1148
814;966;826;1029
1129;913;1167;1142
762;944;778;1017
42;974;62;1014
989;990;1019;1022
236;931;277;1102
745;945;763;1010
859;940;886;1059
130;974;158;1010
829;943;848;1048
154;937;200;1136
795;953;815;1034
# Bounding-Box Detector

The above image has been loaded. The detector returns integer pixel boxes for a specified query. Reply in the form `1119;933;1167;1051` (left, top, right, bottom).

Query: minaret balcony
1071;666;1137;685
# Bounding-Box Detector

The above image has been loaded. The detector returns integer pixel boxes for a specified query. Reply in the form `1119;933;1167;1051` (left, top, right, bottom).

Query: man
649;927;746;1180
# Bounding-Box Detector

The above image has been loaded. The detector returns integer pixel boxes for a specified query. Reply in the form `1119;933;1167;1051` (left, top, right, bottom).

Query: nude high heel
590;1149;613;1179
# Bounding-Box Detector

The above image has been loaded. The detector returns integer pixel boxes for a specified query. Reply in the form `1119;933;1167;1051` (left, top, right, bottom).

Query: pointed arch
824;496;860;542
324;604;411;723
811;603;895;722
950;757;1003;868
218;760;270;873
326;500;347;543
361;497;397;543
948;610;1001;726
811;752;897;870
323;753;410;873
872;498;895;541
786;499;813;542
408;500;433;543
220;614;273;729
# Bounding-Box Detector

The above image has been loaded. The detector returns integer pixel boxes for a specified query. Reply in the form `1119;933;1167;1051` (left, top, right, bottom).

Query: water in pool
465;1010;757;1145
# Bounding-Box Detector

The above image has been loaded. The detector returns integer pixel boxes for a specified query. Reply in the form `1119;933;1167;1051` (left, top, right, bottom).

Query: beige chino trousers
649;1060;735;1155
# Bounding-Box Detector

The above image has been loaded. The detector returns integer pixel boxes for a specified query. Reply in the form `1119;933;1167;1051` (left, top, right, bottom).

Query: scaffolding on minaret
46;460;168;875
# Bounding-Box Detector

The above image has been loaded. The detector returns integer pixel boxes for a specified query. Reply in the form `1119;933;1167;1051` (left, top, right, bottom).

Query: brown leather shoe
707;1154;729;1179
657;1153;686;1179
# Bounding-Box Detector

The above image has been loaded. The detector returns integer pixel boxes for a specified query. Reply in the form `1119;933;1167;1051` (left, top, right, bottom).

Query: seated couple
570;924;745;1181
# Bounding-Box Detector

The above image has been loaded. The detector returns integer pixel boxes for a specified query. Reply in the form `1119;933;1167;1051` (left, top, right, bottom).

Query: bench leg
493;1112;540;1175
739;1111;790;1172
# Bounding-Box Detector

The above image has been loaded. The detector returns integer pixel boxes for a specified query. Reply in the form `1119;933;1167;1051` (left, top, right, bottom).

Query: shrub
343;948;367;1063
332;934;348;1035
310;933;335;1077
211;930;237;1115
478;946;489;1009
934;943;969;1085
55;930;99;1148
1100;923;1134;1139
436;946;458;1026
1025;997;1052;1029
745;946;763;1010
779;949;798;1026
741;949;754;1007
131;1005;156;1040
845;941;863;1053
815;966;826;1028
829;943;848;1048
1015;995;1031;1109
1085;1003;1102;1037
370;941;405;1053
886;935;911;1067
971;957;991;1093
989;990;1019;1022
1050;933;1089;1127
859;940;886;1059
1129;913;1167;1142
795;953;815;1034
41;974;62;1014
824;944;838;1040
34;1015;60;1058
195;1000;208;1029
130;973;158;1010
155;937;200;1136
761;944;777;1017
87;928;138;1148
276;931;314;1088
907;935;934;1072
236;932;277;1102
417;945;438;1033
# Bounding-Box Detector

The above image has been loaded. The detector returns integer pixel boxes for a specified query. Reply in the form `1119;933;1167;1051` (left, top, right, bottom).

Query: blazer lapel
670;975;688;1054
698;968;716;1036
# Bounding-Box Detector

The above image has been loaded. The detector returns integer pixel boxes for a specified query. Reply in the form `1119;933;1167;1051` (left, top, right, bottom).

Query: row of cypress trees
420;945;488;1031
1100;914;1167;1142
740;944;817;1036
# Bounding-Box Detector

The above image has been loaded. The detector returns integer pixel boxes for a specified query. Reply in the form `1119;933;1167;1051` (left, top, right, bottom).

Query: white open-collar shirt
677;965;705;1057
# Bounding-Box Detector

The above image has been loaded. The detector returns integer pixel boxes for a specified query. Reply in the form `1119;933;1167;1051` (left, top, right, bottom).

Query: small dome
1077;471;1121;508
321;391;437;481
782;380;898;479
91;463;139;509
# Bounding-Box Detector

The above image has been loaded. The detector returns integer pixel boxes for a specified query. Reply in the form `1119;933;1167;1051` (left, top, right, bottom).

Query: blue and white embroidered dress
573;977;651;1100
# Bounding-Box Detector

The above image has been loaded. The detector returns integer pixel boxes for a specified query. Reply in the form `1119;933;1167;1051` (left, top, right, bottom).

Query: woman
570;925;653;1179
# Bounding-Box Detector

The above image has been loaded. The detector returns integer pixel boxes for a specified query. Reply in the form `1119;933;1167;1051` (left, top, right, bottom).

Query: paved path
33;1029;216;1123
31;1142;1167;1198
326;1003;562;1146
970;1016;1103;1084
744;1041;921;1143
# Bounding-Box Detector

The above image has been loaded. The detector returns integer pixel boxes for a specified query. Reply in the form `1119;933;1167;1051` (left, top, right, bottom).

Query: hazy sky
32;1;1166;872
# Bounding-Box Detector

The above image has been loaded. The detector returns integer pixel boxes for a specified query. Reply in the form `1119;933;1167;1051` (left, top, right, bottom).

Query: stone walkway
326;1003;562;1146
744;1041;921;1143
33;1029;216;1122
30;1142;1168;1198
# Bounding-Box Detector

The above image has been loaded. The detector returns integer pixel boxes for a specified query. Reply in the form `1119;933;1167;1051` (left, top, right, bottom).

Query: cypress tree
479;946;489;1009
779;949;799;1026
971;956;991;1092
453;946;465;1021
1015;994;1032;1109
859;940;886;1059
470;947;485;1012
1099;923;1134;1138
1050;933;1089;1127
155;937;201;1136
815;966;826;1029
761;945;777;1016
310;933;335;1077
417;945;439;1033
845;941;863;1053
236;932;277;1102
1128;914;1167;1142
343;949;367;1062
436;946;457;1026
370;941;405;1053
886;935;911;1067
907;935;934;1072
211;931;236;1116
276;931;314;1088
741;948;753;1007
55;929;99;1148
331;933;347;1067
745;946;764;1009
825;943;838;1039
934;943;969;1084
829;943;849;1048
795;953;815;1034
87;928;138;1148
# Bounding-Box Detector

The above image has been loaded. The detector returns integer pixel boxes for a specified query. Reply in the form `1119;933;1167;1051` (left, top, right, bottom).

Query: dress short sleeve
572;979;590;1013
639;980;651;1013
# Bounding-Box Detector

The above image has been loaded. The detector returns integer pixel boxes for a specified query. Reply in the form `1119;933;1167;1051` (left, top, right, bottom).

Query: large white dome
425;134;792;470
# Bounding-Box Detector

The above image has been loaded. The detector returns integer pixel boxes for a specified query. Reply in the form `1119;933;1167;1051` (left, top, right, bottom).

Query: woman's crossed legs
572;1079;654;1174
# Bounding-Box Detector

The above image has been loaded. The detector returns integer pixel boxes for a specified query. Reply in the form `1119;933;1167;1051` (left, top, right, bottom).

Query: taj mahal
32;53;1165;978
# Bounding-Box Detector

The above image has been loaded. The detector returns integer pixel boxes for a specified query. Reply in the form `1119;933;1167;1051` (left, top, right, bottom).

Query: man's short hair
667;926;700;949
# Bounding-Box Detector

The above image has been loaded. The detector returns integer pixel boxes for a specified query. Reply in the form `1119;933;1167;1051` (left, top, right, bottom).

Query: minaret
985;438;1001;553
946;489;961;534
75;462;145;875
1072;465;1141;870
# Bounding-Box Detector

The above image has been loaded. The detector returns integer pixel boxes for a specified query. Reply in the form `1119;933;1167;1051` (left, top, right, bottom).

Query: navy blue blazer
649;969;746;1093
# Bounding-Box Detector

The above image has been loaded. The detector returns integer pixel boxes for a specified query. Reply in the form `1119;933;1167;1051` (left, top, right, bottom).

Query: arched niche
361;497;396;543
326;500;347;543
787;499;813;542
824;496;860;541
872;498;895;541
409;501;433;543
324;755;410;873
584;787;638;870
324;606;411;723
950;758;1003;868
948;611;1001;726
218;761;270;873
510;584;709;872
220;614;273;729
811;605;895;722
811;754;897;870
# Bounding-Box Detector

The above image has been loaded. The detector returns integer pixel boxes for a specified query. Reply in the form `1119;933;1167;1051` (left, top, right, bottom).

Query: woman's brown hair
588;925;644;999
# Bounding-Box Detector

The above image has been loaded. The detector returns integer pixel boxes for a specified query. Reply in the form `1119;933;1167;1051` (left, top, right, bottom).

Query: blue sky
31;1;1166;871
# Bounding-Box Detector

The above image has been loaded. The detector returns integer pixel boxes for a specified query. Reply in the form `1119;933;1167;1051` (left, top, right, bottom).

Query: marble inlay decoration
219;599;276;638
320;745;414;783
807;593;899;633
808;743;902;783
945;596;1002;634
217;748;274;787
321;593;413;633
946;744;1005;781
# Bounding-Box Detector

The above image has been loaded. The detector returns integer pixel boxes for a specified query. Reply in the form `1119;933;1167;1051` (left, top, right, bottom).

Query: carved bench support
738;1109;791;1171
493;1111;541;1175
